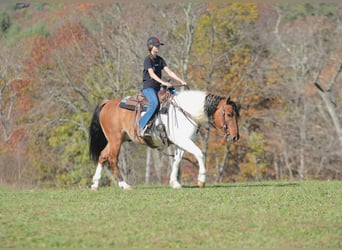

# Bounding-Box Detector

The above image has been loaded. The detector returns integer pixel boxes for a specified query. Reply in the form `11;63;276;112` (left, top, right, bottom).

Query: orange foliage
11;79;33;113
77;3;97;14
24;22;93;78
11;79;31;93
0;128;28;163
29;35;52;66
4;128;27;149
53;22;91;48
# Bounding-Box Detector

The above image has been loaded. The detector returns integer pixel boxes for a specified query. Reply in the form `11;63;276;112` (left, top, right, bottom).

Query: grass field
0;181;341;248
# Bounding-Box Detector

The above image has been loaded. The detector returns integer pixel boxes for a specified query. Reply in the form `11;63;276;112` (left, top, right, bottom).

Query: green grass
0;181;341;248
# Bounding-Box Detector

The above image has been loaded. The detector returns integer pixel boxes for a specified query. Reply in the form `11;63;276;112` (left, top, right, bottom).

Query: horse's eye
227;113;233;118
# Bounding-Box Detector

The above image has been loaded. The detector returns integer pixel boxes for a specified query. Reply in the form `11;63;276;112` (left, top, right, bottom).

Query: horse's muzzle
232;135;239;142
227;134;239;143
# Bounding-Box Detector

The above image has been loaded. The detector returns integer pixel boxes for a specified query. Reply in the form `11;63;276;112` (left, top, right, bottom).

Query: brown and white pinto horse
89;90;239;189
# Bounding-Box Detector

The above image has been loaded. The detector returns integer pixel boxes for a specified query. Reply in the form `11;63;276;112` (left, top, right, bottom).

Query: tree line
0;2;341;188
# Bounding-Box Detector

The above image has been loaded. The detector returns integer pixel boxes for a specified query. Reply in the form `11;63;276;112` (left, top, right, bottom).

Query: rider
139;36;187;137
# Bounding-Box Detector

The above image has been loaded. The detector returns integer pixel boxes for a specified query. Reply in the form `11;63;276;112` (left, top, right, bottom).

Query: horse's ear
226;96;231;104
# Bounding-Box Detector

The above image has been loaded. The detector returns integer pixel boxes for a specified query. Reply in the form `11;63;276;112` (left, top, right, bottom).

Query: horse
88;90;239;190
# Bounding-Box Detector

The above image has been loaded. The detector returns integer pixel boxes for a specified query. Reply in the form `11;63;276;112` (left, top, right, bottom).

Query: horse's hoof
170;180;182;189
119;181;132;190
90;185;98;191
198;181;205;188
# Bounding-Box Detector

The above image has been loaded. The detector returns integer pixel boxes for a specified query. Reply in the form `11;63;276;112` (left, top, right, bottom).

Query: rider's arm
163;66;187;86
147;68;172;88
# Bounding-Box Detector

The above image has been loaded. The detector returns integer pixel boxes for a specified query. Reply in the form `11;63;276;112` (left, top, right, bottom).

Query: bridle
221;105;230;139
207;104;231;139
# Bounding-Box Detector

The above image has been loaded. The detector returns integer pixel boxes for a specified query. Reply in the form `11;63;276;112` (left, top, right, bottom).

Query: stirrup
157;124;168;146
140;126;150;137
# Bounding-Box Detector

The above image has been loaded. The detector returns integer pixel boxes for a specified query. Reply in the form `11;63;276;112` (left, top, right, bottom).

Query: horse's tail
89;100;109;163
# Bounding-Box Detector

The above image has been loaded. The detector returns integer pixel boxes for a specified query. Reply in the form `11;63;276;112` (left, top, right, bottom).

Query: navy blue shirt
142;55;167;89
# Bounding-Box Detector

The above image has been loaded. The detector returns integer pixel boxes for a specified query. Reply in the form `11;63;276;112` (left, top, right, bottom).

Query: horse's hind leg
91;142;131;190
91;145;109;190
91;163;103;190
169;148;184;189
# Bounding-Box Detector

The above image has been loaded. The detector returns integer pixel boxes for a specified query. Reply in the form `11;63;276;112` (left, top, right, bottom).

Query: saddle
119;88;174;146
119;88;171;113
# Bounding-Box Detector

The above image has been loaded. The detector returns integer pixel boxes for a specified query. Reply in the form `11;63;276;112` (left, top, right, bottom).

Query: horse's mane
204;94;225;118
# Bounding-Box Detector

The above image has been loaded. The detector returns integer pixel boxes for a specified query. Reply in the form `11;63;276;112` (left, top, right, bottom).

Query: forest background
0;2;341;188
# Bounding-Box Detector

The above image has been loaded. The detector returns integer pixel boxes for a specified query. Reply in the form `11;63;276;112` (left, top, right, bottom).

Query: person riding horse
88;37;240;190
139;36;188;137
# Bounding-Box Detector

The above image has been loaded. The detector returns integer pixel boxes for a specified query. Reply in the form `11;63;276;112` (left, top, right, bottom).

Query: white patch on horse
91;163;103;190
173;90;207;123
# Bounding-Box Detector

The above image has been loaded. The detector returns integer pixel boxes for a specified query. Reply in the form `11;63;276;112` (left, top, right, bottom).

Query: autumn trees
0;2;341;188
267;4;342;180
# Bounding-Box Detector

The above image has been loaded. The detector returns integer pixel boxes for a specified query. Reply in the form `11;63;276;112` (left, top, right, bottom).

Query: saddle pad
119;96;169;114
119;96;148;111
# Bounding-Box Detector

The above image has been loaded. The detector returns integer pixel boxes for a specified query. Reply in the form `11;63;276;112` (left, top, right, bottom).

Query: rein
171;99;197;127
172;84;190;90
221;105;229;139
206;106;229;139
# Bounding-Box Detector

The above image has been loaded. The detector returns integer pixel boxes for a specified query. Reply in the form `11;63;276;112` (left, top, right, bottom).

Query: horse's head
215;96;240;143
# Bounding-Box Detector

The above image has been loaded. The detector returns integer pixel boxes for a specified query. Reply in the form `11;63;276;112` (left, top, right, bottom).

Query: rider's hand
163;82;173;89
181;80;187;86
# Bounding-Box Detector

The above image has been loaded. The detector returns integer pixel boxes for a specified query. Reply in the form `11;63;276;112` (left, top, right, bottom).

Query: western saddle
119;88;174;146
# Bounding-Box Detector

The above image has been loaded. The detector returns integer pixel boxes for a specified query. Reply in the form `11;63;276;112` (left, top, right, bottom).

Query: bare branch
327;63;342;91
314;82;325;93
274;6;292;55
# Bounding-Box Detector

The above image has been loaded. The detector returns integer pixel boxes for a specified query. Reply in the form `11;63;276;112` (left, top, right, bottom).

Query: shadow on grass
181;182;300;189
133;182;300;190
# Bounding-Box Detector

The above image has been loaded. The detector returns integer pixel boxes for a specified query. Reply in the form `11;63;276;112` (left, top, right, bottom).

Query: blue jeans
139;87;160;129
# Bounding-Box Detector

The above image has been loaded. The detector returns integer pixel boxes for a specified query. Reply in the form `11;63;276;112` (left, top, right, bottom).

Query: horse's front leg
111;162;131;190
169;148;184;189
174;138;206;188
195;150;206;188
